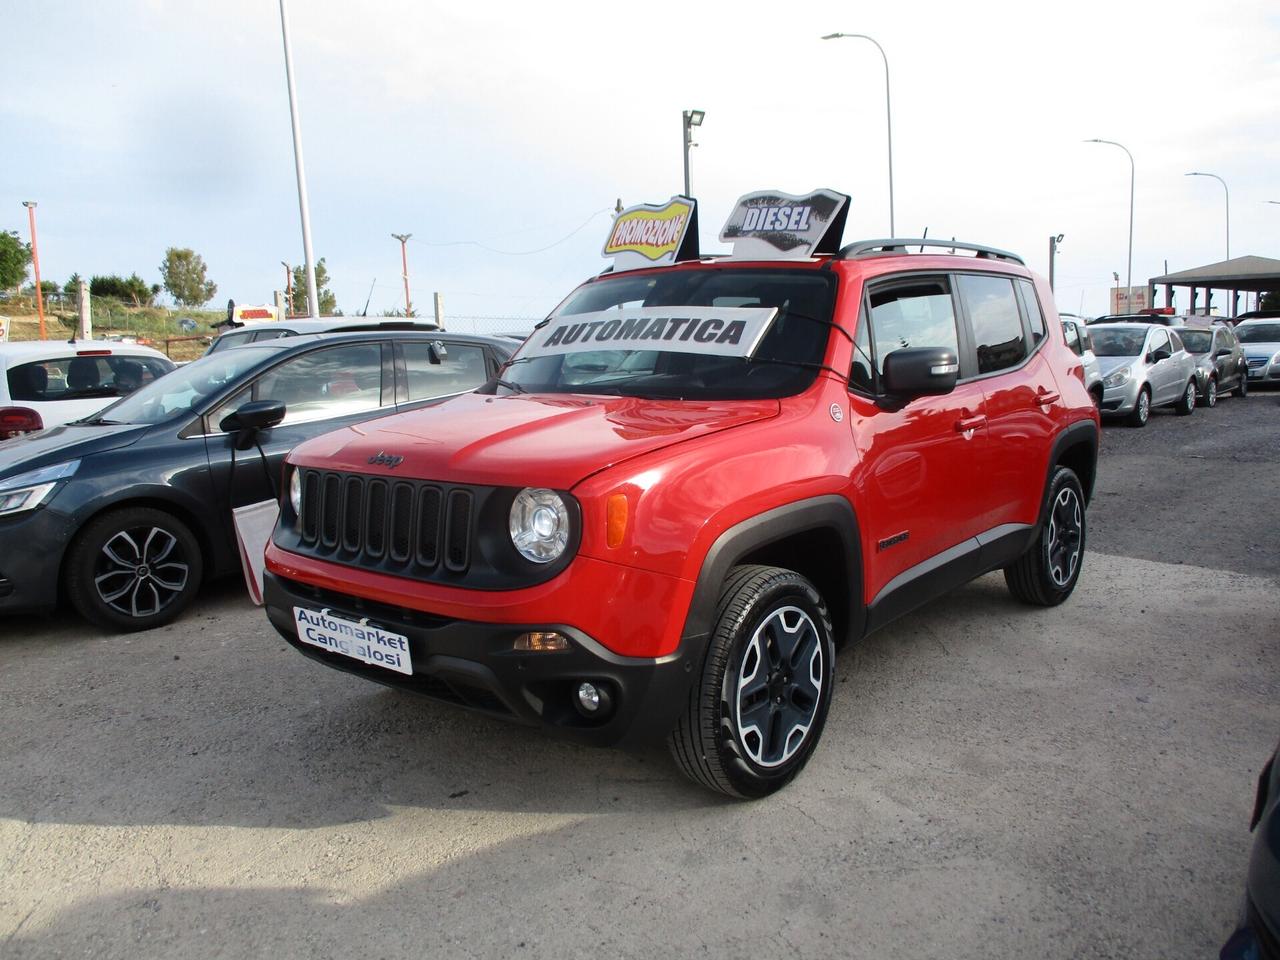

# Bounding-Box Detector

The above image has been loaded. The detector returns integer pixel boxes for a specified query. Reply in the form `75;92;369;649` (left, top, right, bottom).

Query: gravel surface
1;395;1277;960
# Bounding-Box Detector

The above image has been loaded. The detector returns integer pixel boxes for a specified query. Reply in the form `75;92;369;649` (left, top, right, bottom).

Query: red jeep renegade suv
262;221;1100;798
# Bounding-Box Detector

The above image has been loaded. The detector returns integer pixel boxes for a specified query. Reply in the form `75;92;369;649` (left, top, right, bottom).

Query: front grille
297;469;477;576
1247;356;1268;367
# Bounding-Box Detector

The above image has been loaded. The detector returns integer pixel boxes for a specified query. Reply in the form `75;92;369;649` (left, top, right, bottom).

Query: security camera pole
682;110;704;197
1049;234;1064;292
278;0;320;318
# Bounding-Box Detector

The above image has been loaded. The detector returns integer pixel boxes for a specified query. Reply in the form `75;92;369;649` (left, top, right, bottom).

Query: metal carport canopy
1148;255;1280;315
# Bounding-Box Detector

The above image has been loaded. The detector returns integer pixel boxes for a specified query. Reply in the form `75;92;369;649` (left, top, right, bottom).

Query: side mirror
1214;347;1232;359
220;400;286;450
1148;348;1171;363
882;347;959;399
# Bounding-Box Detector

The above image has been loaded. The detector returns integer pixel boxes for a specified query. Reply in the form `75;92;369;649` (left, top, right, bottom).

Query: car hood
1096;356;1139;376
287;391;782;489
0;421;149;481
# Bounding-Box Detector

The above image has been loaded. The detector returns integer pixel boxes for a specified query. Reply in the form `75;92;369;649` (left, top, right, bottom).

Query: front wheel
65;506;204;632
1005;466;1086;607
669;565;835;798
1175;379;1196;416
1204;377;1218;408
1234;371;1249;398
1126;386;1151;427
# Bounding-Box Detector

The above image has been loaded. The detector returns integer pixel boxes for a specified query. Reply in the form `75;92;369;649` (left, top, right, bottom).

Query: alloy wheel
735;605;824;768
1137;390;1150;423
1045;487;1083;588
93;526;191;619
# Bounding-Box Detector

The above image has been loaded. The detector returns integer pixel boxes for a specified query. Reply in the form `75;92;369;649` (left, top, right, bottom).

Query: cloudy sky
3;0;1277;328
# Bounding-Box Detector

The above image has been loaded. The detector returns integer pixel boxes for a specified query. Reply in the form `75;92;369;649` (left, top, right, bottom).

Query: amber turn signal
606;493;629;548
513;631;570;652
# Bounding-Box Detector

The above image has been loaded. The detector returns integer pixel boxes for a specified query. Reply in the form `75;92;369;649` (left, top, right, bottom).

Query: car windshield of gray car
82;347;278;425
1089;328;1147;357
1237;323;1280;343
1177;331;1212;354
498;269;837;401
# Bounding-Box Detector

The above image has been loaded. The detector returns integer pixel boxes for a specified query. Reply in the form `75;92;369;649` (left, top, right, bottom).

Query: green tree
1261;291;1279;311
290;258;338;315
0;230;31;290
159;247;217;306
91;273;157;306
63;272;83;299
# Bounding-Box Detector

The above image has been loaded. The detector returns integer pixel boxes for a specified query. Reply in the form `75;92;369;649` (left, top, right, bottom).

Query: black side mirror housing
220;400;286;449
1148;348;1171;363
882;347;960;400
1214;347;1232;359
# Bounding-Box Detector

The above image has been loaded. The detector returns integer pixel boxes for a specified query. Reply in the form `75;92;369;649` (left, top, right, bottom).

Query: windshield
500;269;836;400
1089;328;1148;357
88;346;277;425
1177;330;1212;354
1237;323;1280;344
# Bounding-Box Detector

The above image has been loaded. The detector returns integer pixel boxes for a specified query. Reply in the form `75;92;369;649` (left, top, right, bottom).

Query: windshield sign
520;306;778;362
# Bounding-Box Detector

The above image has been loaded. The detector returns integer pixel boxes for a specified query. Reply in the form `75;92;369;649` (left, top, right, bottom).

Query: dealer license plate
292;607;413;675
1248;369;1263;379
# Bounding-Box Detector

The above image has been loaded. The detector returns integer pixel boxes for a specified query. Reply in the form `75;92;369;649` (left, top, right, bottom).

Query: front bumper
1246;357;1280;382
0;505;74;613
1100;376;1142;414
264;571;699;748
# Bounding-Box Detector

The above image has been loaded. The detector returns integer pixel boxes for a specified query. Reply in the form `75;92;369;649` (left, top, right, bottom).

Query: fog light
513;631;570;652
577;682;601;713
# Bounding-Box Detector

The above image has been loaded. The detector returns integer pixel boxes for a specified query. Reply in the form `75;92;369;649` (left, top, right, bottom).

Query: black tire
1174;379;1196;416
1089;386;1103;410
1004;466;1086;607
65;506;204;632
1125;386;1151;427
668;564;835;799
1204;376;1217;408
1234;370;1249;398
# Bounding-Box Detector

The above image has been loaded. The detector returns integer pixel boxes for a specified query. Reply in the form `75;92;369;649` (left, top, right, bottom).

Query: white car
205;317;440;354
1060;316;1103;406
0;340;175;440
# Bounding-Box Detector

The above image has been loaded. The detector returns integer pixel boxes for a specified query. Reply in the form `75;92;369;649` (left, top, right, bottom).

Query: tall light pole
1048;234;1064;292
392;233;413;316
1185;172;1229;260
281;261;293;317
823;33;895;236
1085;139;1135;310
21;202;47;340
277;0;319;318
681;110;704;197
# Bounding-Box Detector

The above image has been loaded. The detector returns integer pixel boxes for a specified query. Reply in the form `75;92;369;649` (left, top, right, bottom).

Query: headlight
288;468;302;516
509;488;570;563
1272;351;1280;365
0;460;80;517
1103;366;1131;388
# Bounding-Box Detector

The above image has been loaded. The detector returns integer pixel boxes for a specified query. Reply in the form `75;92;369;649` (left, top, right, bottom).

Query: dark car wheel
1175;379;1196;416
65;506;204;632
1126;386;1151;427
1204;377;1218;407
1234;371;1249;398
669;564;835;799
1005;466;1086;607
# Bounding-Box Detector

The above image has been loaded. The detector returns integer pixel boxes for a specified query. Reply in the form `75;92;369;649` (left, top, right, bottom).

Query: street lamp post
392;233;413;316
21;202;46;340
1085;139;1135;311
1185;172;1230;260
1049;234;1064;292
681;110;704;197
277;0;320;318
823;32;895;236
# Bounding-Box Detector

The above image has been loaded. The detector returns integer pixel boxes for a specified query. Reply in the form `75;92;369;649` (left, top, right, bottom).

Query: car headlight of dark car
0;460;80;517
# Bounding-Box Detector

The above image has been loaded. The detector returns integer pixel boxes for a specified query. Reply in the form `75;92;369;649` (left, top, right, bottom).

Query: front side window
866;276;959;377
501;268;837;400
251;343;385;425
402;343;488;400
958;274;1026;375
97;346;278;425
7;354;171;404
1148;329;1170;357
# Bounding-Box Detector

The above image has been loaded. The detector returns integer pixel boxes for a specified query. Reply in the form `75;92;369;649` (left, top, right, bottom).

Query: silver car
1236;319;1280;386
1170;324;1248;407
1093;323;1199;426
1061;316;1103;406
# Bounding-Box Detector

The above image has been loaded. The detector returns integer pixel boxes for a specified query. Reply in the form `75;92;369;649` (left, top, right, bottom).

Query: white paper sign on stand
520;306;779;362
232;500;279;606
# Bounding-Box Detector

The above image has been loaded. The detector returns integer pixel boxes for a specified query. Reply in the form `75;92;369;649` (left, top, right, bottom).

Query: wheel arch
681;495;864;650
1047;419;1099;506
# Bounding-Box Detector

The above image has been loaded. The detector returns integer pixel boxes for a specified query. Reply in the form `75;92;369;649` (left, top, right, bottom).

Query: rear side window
207;330;254;353
7;355;170;402
1062;321;1081;356
1017;280;1047;345
958;274;1026;375
401;343;489;400
865;277;960;377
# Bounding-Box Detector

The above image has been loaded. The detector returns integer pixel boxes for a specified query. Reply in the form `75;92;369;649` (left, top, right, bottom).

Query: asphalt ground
1;389;1277;959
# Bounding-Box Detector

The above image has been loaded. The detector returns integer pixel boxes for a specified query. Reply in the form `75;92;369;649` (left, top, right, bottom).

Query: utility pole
1048;234;1064;292
281;261;293;317
392;233;413;315
277;0;320;318
22;202;46;339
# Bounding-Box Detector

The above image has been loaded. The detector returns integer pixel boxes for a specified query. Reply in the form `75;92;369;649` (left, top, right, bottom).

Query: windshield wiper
73;416;125;426
489;377;527;394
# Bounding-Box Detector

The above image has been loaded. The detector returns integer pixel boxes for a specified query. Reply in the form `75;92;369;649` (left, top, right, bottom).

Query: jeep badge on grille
368;452;404;468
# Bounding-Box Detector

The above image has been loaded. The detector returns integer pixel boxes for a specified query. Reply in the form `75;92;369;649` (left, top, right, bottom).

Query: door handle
955;414;987;433
1035;389;1060;405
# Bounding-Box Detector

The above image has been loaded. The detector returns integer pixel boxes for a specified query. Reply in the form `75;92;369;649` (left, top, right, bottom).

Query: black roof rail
837;238;1025;265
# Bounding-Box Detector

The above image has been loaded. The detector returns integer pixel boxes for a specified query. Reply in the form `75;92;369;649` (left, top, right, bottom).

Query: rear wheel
1126;386;1151;427
669;565;835;798
1174;379;1196;416
1005;466;1086;607
65;506;204;632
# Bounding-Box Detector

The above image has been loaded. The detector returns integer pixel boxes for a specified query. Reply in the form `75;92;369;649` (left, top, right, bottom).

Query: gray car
1093;323;1199;426
1061;316;1103;406
1236;319;1280;386
1171;324;1248;407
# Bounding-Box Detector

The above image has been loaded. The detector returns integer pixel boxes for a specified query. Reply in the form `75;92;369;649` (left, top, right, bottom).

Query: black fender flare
680;494;864;650
1046;418;1099;504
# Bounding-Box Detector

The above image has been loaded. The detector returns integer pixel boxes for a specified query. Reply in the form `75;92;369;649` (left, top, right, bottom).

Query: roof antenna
361;277;375;317
919;226;928;253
